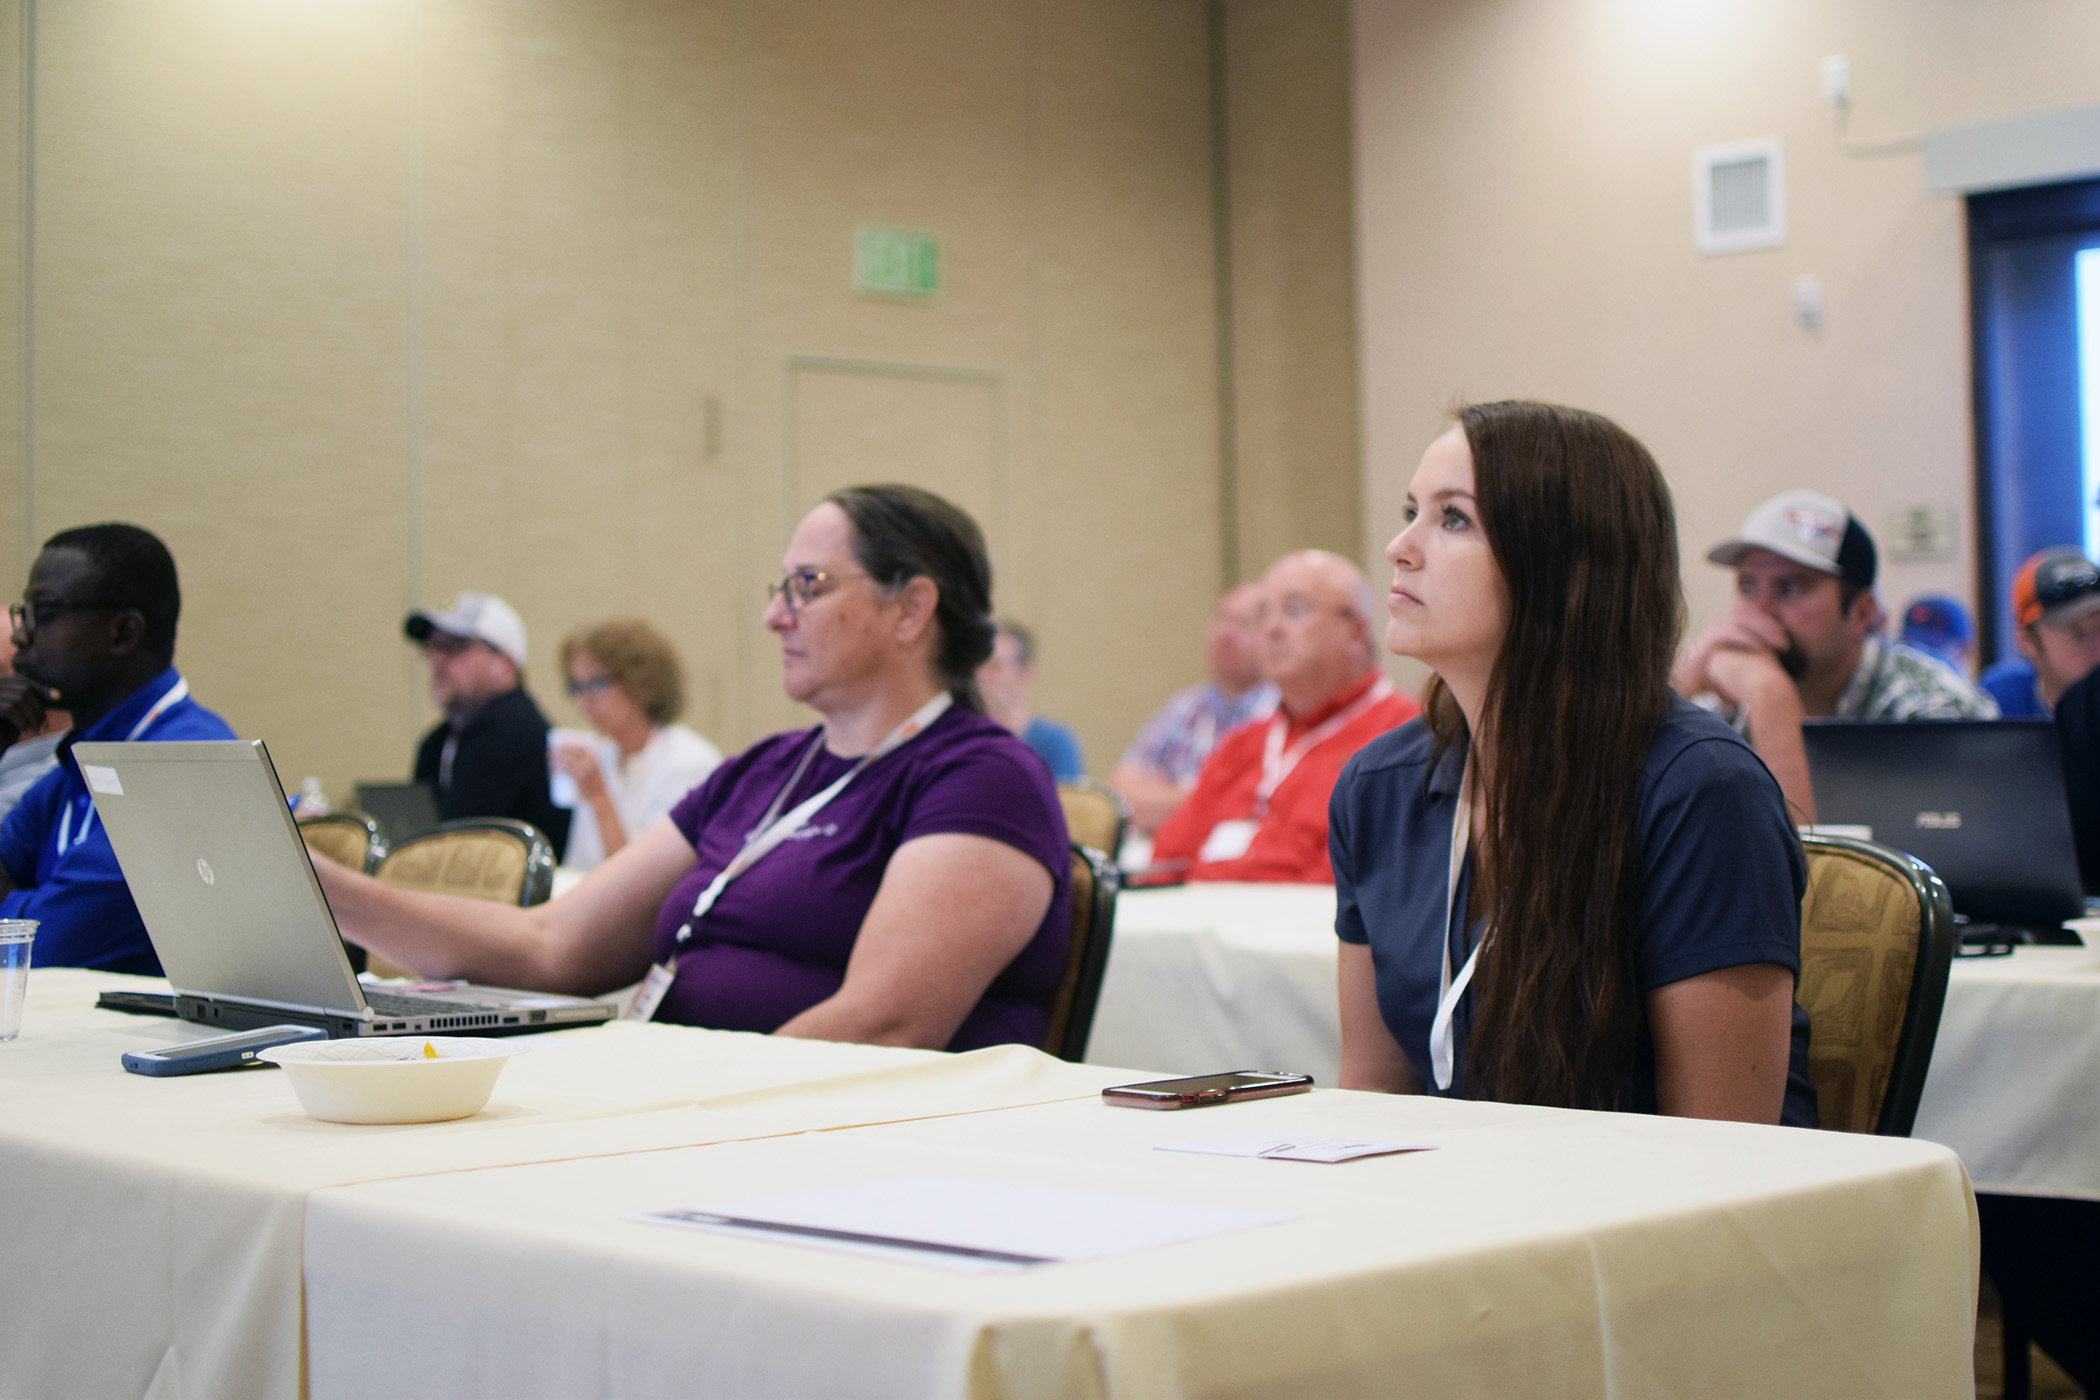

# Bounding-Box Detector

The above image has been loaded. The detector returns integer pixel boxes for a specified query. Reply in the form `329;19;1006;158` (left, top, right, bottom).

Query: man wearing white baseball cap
404;591;570;858
1674;489;1995;824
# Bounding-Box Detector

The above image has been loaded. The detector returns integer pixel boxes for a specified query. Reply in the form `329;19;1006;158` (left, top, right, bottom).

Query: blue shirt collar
1425;734;1467;800
70;666;186;747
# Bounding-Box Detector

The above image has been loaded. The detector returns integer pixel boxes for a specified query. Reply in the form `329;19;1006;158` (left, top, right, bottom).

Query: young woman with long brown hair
1332;401;1816;1124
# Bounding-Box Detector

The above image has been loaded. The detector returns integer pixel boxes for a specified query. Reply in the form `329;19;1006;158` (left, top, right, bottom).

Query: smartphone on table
121;1024;326;1077
1101;1071;1314;1110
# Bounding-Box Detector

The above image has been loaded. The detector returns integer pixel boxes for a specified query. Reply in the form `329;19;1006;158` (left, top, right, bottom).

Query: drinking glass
0;920;35;1042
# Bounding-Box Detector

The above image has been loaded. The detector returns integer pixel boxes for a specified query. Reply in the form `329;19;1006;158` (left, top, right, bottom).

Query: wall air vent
1693;139;1786;255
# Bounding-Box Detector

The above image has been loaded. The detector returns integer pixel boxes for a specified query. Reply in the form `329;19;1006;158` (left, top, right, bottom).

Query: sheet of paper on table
1156;1132;1436;1163
637;1174;1293;1273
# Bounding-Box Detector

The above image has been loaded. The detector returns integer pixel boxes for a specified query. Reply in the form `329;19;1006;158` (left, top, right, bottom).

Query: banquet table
0;965;1983;1399
302;1075;1978;1399
0;969;1124;1400
1085;883;2100;1199
1910;942;2100;1200
1085;883;1342;1083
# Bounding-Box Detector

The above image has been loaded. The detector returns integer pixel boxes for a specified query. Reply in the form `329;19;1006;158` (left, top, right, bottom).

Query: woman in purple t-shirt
317;486;1072;1053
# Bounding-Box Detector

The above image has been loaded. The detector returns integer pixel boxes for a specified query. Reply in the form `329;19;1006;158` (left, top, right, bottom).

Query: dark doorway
1969;178;2100;664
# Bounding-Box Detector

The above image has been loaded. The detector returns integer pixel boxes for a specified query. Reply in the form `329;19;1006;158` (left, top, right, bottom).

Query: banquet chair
300;813;388;976
1058;779;1130;863
366;819;558;979
298;812;385;875
1043;843;1119;1062
1796;830;1957;1136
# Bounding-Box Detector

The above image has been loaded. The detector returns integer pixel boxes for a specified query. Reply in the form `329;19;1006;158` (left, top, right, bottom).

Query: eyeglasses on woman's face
564;674;614;698
766;568;869;614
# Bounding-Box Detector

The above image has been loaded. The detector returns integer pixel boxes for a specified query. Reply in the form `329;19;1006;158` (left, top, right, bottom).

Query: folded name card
1156;1133;1434;1163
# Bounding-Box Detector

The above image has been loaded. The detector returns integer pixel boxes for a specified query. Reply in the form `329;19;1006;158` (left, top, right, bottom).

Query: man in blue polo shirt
0;523;236;974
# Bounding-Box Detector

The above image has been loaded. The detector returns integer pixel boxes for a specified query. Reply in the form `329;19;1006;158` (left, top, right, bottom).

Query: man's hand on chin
1675;611;1788;706
0;675;53;752
1703;646;1801;722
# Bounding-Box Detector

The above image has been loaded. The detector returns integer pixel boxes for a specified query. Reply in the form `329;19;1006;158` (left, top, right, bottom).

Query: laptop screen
1802;718;2083;926
75;739;369;1014
352;781;441;847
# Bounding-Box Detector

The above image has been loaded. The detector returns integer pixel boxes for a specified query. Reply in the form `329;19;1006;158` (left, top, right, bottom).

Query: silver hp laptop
1802;718;2084;935
77;739;615;1037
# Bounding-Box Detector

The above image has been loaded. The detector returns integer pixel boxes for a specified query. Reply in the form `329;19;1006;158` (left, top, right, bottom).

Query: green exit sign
853;226;939;298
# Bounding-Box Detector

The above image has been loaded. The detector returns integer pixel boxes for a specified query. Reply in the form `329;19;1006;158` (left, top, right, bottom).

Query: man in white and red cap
404;591;570;858
1674;489;1995;824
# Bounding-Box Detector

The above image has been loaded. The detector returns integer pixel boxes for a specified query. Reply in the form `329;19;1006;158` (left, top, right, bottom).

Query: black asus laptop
1802;718;2085;940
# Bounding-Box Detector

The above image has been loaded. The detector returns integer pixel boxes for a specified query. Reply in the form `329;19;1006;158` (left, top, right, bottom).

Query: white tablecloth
304;1082;1979;1399
1087;884;2100;1200
1086;883;1342;1082
1911;944;2100;1201
0;969;1124;1400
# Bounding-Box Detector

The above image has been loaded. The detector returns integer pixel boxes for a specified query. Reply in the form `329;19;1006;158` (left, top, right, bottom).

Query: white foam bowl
257;1037;527;1124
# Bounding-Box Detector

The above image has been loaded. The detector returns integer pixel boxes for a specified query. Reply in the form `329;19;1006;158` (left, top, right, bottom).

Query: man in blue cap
1898;594;1975;675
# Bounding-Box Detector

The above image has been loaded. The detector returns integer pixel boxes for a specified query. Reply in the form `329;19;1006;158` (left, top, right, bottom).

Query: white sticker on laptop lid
83;765;123;796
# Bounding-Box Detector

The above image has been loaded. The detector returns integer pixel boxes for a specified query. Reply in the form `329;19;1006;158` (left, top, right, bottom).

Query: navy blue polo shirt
0;668;237;974
1331;697;1817;1126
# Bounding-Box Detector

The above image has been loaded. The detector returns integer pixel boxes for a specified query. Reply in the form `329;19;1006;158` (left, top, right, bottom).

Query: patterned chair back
362;819;556;981
298;813;385;875
373;819;556;908
1057;780;1129;862
1796;832;1957;1135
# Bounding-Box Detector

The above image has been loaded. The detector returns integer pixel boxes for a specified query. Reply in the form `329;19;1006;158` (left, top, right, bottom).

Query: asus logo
1915;811;1961;830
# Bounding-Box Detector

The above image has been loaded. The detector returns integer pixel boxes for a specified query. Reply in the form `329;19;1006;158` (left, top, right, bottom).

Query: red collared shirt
1151;673;1420;883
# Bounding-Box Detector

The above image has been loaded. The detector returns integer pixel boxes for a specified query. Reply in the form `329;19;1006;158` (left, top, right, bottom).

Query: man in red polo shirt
1152;550;1419;882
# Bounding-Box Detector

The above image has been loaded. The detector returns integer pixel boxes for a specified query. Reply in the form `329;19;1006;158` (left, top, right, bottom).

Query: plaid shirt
1119;682;1279;785
1832;636;2000;720
1723;635;1999;733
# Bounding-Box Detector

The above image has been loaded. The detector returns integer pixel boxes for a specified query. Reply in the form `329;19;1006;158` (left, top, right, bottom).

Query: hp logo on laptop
196;858;216;886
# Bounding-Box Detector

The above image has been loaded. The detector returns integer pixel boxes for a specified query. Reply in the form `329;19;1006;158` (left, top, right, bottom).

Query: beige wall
1225;0;1363;577
1353;0;2100;682
0;0;1363;801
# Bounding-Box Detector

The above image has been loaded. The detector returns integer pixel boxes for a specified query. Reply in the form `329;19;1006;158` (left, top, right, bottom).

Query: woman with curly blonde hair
552;618;721;869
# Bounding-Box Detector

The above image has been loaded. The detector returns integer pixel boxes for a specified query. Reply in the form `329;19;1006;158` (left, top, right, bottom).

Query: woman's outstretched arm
311;816;693;996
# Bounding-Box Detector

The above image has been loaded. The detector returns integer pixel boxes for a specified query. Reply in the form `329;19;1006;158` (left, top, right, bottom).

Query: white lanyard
126;677;190;740
59;677;190;856
1428;754;1485;1092
626;691;953;1022
1252;677;1392;816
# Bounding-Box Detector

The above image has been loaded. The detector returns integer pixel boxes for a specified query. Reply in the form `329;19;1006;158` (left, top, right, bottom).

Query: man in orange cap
1981;548;2100;716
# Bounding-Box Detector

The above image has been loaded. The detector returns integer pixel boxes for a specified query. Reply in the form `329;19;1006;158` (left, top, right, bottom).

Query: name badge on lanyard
1198;818;1258;864
1429;755;1487;1093
626;691;953;1023
1196;678;1396;869
1249;677;1393;818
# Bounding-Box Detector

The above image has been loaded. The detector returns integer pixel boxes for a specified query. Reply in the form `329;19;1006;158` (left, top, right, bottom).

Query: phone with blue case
121;1024;327;1076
